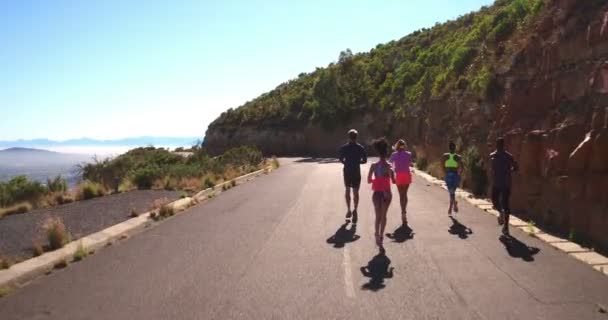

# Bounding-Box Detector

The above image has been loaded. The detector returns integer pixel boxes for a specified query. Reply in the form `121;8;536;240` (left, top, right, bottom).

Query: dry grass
0;256;11;270
42;217;69;250
129;207;139;218
151;197;171;211
75;181;107;201
32;239;44;256
158;204;175;219
0;202;32;218
0;285;14;298
53;259;68;269
176;177;201;191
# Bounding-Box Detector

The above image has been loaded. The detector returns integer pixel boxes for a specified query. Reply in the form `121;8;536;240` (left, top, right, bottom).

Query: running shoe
502;226;510;237
498;211;505;225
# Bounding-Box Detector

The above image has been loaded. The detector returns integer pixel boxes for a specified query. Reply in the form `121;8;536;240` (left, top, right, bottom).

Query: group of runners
338;129;518;251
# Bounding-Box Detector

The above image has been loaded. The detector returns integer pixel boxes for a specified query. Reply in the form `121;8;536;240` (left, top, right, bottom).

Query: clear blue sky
1;0;492;141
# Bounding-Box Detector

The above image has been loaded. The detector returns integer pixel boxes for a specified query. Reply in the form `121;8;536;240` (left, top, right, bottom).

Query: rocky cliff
204;0;608;250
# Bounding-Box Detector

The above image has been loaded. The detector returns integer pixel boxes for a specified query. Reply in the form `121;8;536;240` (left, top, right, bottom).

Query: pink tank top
372;161;392;192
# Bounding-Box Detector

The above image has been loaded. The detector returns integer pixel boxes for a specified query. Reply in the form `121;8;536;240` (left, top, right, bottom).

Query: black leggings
492;186;511;214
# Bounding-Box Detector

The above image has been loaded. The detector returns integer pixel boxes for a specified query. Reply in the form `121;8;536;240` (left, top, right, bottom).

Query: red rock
589;128;608;173
519;131;544;177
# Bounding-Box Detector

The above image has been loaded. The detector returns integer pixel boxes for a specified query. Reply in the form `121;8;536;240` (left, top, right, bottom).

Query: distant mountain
0;136;200;148
0;147;58;153
0;148;93;185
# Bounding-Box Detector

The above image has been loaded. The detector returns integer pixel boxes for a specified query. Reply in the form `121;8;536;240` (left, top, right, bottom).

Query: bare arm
360;147;367;164
367;163;375;184
390;167;396;184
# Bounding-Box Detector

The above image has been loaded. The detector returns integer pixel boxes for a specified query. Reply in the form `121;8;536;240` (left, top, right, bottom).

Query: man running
339;129;367;224
490;137;518;236
443;141;462;216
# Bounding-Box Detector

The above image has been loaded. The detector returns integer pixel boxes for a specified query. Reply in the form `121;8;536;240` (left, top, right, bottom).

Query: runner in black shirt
490;137;518;237
339;129;367;223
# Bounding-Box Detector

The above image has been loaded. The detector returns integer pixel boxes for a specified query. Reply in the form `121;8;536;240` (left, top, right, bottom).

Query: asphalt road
1;159;607;320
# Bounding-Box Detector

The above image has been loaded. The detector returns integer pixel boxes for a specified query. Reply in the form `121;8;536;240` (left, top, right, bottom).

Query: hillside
204;0;608;250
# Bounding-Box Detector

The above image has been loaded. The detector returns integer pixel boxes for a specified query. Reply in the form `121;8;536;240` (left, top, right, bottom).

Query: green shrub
46;176;68;193
132;166;163;190
0;176;47;208
203;176;215;189
463;146;488;197
80;180;105;200
73;242;88;262
271;157;280;169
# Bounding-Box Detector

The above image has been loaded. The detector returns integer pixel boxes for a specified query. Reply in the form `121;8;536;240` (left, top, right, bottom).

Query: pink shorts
396;172;412;185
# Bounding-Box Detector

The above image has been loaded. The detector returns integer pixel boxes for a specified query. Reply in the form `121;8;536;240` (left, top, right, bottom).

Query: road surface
1;159;607;319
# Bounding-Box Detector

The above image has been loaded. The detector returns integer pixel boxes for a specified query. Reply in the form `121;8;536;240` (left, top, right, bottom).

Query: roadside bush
43;217;69;250
271;156;280;169
158;204;175;218
72;242;88;262
132;165;163;190
78;180;106;200
202;176;215;189
463;146;488;197
0;202;32;218
46;176;68;193
0;176;47;208
0;256;11;269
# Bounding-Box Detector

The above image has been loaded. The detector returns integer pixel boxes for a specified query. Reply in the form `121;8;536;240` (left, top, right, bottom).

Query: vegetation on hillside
211;0;544;130
0;146;266;217
79;145;264;192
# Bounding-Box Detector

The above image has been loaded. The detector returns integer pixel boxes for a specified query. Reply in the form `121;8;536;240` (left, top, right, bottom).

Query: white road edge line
343;246;356;299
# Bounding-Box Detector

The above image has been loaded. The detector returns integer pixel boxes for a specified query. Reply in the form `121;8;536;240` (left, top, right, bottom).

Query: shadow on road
360;252;394;291
326;222;360;248
448;217;473;239
499;235;541;262
295;158;341;164
386;225;414;243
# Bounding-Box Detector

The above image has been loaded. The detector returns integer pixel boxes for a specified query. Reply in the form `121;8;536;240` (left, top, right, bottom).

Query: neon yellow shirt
445;153;458;169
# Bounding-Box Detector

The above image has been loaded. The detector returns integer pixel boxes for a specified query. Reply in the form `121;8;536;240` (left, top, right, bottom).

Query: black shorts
343;170;361;189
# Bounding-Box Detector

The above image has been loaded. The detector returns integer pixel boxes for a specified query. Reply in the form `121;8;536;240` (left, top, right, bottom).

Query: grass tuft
53;259;68;269
271;156;280;169
72;242;88;262
43;217;69;250
32;239;44;256
0;257;11;270
158;204;175;218
129;207;139;218
0;285;14;298
526;220;537;236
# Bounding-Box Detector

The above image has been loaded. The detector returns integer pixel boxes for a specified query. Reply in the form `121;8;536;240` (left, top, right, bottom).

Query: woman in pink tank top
389;139;413;226
367;138;396;250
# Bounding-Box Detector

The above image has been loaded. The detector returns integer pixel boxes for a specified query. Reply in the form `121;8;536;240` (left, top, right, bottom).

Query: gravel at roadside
0;190;179;260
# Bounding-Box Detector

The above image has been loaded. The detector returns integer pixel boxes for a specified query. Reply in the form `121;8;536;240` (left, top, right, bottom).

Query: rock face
205;1;608;251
